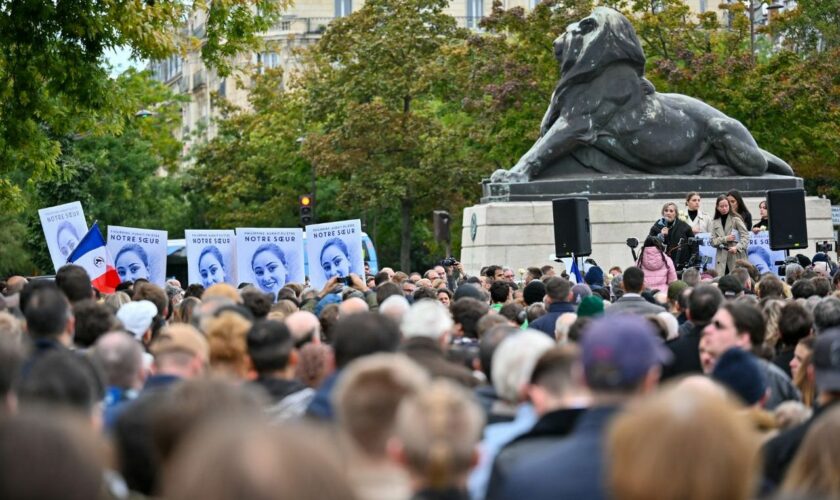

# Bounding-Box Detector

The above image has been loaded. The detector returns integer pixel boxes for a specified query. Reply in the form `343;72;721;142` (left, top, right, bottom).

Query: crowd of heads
1;248;840;500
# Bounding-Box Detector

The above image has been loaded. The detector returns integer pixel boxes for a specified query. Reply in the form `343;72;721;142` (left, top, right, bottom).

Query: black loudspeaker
552;197;591;258
767;188;808;250
433;210;451;243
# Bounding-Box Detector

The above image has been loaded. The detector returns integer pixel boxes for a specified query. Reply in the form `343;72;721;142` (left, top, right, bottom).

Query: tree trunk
400;197;412;272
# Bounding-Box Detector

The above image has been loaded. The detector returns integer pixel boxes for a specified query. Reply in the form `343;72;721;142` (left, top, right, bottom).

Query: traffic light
299;194;314;226
433;210;451;243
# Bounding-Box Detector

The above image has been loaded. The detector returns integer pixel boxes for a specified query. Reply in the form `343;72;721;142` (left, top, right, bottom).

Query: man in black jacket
763;329;840;488
662;285;723;380
486;345;588;500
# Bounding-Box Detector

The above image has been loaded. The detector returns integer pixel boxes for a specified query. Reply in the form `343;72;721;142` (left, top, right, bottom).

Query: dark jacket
401;337;479;387
529;301;577;339
498;406;620;500
771;347;795;379
305;370;340;421
763;399;840;488
661;321;705;380
650;218;694;270
486;408;585;500
412;488;470;500
606;295;665;316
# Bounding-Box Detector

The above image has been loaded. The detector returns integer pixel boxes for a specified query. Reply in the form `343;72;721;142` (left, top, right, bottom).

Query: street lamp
749;1;784;60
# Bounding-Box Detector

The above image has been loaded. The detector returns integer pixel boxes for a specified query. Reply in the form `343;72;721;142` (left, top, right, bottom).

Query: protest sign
695;231;784;275
185;230;236;288
235;228;305;296
38;201;88;272
107;226;168;286
305;219;364;289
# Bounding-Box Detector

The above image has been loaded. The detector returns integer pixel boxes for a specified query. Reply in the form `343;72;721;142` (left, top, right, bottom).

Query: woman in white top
684;192;713;234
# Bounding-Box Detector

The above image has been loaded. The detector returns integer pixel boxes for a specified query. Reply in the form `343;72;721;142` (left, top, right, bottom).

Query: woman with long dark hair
637;236;677;292
726;189;753;229
711;195;749;276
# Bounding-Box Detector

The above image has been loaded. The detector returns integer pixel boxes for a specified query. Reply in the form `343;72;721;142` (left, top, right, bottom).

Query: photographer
649;202;694;271
439;258;468;291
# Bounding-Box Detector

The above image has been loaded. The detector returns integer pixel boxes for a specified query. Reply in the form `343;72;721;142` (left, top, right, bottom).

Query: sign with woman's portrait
38;201;89;272
235;228;305;297
185;230;237;289
106;226;168;286
305;219;364;289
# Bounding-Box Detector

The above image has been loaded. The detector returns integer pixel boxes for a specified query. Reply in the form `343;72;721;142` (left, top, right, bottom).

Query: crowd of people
1;243;840;500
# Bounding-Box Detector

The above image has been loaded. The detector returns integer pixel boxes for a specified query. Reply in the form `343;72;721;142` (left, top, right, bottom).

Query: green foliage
0;0;287;214
20;70;191;274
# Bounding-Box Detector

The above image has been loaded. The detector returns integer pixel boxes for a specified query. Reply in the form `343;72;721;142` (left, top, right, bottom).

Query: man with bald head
285;311;322;347
92;332;146;429
339;297;369;317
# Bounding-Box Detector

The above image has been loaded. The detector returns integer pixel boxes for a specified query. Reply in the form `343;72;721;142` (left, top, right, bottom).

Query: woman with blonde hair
607;386;761;500
781;407;840;498
389;380;485;500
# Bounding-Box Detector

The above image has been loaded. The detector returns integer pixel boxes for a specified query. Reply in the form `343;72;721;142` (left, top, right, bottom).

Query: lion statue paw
491;169;530;184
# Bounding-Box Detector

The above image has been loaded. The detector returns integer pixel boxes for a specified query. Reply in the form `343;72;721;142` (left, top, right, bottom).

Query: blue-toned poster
185;230;237;288
106;226;168;286
695;231;784;275
305;219;364;289
38;201;89;272
235;228;305;296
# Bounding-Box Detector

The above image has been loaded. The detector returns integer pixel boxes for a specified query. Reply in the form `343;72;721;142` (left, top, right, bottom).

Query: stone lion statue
491;7;794;183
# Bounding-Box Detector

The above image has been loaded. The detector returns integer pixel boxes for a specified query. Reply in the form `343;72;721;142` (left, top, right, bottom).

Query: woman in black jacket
649;202;694;271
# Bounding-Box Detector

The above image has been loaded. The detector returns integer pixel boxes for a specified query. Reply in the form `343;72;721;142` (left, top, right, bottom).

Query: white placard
185;230;237;288
305;219;364;289
695;231;784;275
235;228;305;296
38;201;89;272
106;226;168;286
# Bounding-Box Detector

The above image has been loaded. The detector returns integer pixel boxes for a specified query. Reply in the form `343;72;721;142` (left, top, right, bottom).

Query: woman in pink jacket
637;237;677;292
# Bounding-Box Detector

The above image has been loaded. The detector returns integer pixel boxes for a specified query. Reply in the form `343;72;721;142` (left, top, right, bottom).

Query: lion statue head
553;7;646;88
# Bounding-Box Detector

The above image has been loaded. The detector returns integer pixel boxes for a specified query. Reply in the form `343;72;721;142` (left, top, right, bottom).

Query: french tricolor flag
67;221;121;294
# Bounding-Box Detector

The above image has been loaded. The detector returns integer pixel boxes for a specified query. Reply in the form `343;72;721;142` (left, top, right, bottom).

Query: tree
21;70;192;273
0;0;287;213
299;0;485;271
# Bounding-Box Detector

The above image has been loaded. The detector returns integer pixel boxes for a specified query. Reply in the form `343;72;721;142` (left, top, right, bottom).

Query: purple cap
814;329;840;392
581;314;672;390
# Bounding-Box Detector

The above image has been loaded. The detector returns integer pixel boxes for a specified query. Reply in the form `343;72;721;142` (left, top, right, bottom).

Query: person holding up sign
711;195;749;276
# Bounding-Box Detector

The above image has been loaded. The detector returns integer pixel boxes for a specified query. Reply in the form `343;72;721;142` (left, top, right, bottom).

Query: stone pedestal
460;196;833;276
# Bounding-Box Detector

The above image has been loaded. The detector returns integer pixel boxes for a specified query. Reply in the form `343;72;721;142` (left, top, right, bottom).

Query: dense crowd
1;248;840;500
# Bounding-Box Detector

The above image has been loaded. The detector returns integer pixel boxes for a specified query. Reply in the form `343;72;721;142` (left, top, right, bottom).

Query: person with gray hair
91;332;146;429
681;267;700;287
468;330;554;500
400;300;478;388
379;294;410;323
813;296;840;335
785;263;804;286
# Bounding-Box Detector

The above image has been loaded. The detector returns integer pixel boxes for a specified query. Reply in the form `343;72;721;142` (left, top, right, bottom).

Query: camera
341;276;353;286
816;241;834;253
440;257;458;267
626;238;639;249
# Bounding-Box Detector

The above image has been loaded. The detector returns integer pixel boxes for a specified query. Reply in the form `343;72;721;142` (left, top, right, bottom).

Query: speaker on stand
552;198;592;275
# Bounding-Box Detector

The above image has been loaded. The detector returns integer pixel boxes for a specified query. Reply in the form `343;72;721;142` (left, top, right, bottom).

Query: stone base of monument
481;174;804;203
460;191;833;276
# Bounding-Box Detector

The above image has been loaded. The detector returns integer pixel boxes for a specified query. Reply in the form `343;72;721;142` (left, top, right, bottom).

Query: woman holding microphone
649;202;694;272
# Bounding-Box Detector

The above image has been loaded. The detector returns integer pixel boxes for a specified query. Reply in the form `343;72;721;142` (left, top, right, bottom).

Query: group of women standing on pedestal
640;190;769;280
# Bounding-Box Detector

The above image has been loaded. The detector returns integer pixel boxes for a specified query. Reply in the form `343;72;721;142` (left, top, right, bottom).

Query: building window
467;0;483;29
335;0;351;18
